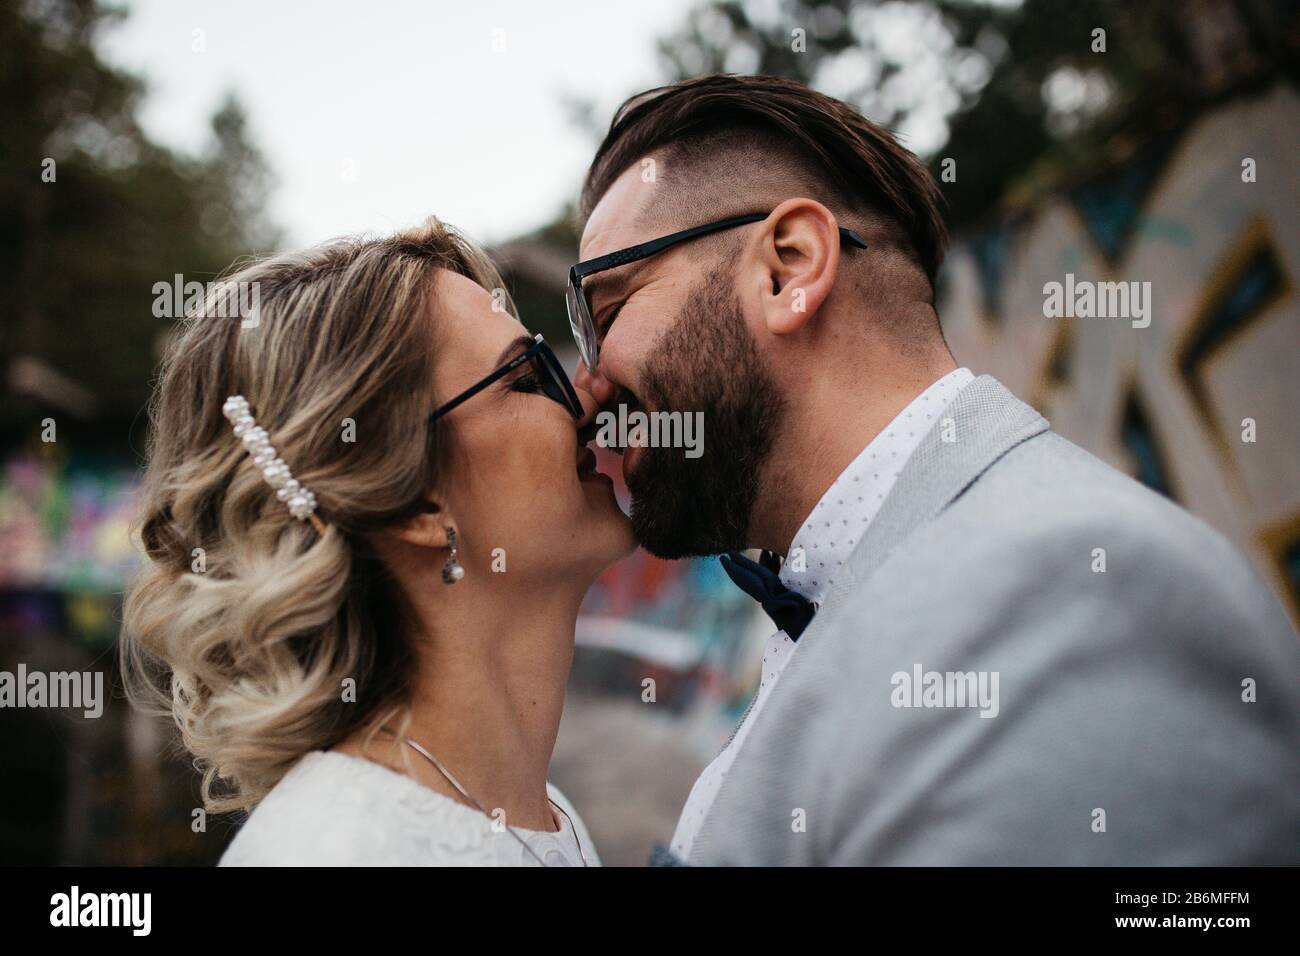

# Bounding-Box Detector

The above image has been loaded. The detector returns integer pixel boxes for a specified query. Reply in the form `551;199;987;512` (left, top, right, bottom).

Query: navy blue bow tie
719;550;816;640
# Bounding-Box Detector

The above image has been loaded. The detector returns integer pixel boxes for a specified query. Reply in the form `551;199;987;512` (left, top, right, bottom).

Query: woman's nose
574;384;601;430
573;361;616;404
572;362;619;429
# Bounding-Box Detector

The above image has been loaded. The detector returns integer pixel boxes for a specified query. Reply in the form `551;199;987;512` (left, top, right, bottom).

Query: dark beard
626;268;785;559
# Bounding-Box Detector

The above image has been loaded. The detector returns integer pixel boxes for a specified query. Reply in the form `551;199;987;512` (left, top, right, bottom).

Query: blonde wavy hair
121;219;508;814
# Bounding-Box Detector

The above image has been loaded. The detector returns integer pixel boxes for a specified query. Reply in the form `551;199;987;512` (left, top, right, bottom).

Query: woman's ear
387;497;455;550
756;198;841;336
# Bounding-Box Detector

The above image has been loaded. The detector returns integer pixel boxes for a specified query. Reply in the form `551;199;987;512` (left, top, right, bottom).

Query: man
569;74;1300;865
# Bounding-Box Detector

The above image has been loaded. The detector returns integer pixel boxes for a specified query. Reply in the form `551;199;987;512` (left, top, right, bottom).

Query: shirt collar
779;367;974;605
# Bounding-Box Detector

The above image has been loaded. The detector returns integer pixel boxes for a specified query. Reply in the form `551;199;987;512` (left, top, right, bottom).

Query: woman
121;219;634;865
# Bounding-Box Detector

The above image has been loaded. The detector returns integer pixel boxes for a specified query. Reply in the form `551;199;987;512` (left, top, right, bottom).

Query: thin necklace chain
385;731;589;867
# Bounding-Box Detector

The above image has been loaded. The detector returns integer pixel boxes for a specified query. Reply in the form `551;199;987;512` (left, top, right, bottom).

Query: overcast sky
100;0;698;249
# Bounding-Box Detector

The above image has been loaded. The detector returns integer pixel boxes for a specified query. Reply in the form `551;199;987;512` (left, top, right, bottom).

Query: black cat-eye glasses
428;333;583;423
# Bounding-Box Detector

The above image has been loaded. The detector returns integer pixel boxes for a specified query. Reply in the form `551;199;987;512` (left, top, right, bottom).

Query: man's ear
386;497;455;550
754;198;841;336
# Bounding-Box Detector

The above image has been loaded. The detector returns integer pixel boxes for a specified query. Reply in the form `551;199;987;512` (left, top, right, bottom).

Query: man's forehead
579;163;664;260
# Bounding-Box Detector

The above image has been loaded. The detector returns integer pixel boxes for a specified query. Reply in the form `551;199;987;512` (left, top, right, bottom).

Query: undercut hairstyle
580;73;949;293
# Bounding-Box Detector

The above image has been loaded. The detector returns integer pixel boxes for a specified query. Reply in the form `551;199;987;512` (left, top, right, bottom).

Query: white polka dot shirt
669;367;974;861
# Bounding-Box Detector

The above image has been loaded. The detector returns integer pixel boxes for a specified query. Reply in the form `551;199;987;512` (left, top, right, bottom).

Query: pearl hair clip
222;395;325;532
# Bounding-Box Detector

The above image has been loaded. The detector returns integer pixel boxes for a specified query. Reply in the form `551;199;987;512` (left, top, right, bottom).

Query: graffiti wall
938;82;1300;628
0;449;141;649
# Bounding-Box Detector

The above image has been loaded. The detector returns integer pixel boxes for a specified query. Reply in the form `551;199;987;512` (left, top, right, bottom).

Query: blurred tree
0;0;280;445
655;0;1297;227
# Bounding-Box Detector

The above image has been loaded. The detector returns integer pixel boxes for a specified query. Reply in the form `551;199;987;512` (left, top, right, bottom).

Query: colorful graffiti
939;82;1300;627
0;449;141;648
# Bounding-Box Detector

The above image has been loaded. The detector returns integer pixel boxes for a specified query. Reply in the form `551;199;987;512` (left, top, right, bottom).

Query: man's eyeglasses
566;211;867;372
428;333;583;423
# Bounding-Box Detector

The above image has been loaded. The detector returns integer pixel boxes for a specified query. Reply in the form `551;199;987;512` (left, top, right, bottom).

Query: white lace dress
219;750;599;866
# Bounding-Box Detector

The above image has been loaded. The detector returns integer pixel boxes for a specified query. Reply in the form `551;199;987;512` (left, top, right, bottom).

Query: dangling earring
441;526;465;584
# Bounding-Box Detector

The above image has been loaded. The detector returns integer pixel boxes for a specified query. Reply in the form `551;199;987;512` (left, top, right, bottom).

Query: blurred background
2;0;1297;865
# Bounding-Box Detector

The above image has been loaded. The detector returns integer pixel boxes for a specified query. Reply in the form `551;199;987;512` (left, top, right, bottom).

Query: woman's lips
577;445;612;486
621;442;643;482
